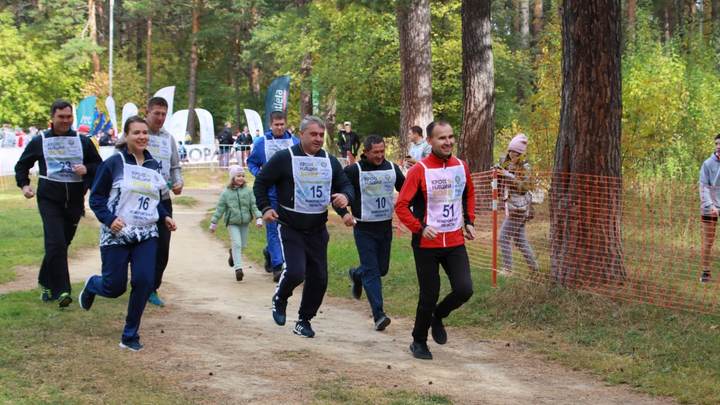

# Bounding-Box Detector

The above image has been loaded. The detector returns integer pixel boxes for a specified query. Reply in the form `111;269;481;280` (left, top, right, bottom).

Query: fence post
491;168;498;288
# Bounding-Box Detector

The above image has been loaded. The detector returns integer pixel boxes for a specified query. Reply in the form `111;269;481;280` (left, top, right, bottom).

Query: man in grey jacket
146;97;184;305
698;133;720;283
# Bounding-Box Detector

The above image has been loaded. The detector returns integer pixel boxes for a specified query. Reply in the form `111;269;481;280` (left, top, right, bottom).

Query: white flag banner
104;96;118;134
244;109;264;139
71;104;77;130
195;108;215;145
120;102;139;134
153;86;175;128
166;110;189;144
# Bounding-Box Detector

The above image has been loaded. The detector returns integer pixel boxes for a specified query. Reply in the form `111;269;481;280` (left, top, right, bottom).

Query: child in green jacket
209;165;263;281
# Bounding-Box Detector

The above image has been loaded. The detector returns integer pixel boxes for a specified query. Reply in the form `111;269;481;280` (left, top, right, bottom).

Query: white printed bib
420;160;466;232
264;138;294;162
357;163;396;222
291;153;332;214
116;154;166;226
147;135;172;181
41;134;84;183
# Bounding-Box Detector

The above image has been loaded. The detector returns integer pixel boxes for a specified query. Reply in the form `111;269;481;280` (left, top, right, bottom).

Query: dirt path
4;189;674;404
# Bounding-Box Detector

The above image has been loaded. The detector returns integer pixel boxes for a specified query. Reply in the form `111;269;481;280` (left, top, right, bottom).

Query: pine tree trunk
627;0;636;42
531;0;543;46
322;88;338;154
519;0;530;48
145;16;152;99
713;0;719;29
300;53;313;117
233;23;243;130
88;0;101;74
96;0;105;45
460;0;495;172
186;0;201;138
396;0;433;158
550;0;625;287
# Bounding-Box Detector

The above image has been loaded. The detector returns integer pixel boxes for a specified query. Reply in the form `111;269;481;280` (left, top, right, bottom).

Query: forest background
1;0;720;180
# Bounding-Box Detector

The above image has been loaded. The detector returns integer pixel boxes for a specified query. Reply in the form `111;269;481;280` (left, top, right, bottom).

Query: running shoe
701;271;712;283
348;268;362;300
228;248;234;267
374;315;391;331
40;287;51;302
119;340;144;352
272;294;287;326
148;291;165;307
57;292;72;308
293;319;315;338
78;276;95;311
431;315;447;345
263;248;272;272
409;341;433;360
235;268;244;282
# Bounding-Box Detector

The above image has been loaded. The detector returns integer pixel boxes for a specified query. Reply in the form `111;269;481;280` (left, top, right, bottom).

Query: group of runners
15;99;491;361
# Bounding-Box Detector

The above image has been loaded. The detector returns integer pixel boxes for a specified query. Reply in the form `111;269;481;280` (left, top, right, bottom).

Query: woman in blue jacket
79;116;177;351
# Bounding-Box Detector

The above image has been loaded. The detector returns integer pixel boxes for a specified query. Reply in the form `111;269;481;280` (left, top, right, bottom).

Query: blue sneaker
272;294;287;326
148;291;165;307
78;277;96;311
119;340;144;352
40;287;51;302
293;319;315;338
57;292;72;308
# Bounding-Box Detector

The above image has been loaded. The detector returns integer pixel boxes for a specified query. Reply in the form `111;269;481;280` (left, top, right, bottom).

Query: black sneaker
263;248;272;272
409;341;433;360
701;271;712;283
119;339;144;352
235;268;244;281
58;292;72;308
293;319;315;338
228;248;234;267
374;315;391;331
431;315;447;345
348;268;362;300
272;265;283;282
40;287;51;302
272;294;287;326
78;276;95;311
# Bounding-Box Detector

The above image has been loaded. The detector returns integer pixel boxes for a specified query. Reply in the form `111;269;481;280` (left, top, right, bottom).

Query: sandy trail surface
2;189;673;404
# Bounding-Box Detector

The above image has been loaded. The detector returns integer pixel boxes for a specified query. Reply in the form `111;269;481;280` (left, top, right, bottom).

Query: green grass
204;214;720;405
172;195;199;207
313;378;451;404
0;184;98;284
0;287;199;404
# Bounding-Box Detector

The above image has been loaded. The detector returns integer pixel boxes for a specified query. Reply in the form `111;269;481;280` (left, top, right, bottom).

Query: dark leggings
411;245;474;343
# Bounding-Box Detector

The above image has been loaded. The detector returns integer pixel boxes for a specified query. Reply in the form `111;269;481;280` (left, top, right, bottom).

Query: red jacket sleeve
395;164;424;233
462;160;476;225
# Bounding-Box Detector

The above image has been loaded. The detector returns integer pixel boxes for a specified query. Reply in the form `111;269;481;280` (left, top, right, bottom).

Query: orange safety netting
463;169;720;313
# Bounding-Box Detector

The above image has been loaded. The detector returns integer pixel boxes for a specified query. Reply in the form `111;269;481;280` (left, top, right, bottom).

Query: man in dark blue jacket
254;115;354;338
247;111;299;280
14;100;103;307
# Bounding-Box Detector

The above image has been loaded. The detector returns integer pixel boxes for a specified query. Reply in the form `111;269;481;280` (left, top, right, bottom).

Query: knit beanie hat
508;133;528;154
228;165;244;178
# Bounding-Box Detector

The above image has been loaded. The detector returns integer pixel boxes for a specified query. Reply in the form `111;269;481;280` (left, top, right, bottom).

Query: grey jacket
699;153;720;215
150;128;184;200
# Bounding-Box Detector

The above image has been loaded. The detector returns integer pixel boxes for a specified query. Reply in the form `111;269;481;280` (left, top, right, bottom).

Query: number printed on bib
41;134;84;183
291;154;333;214
420;161;466;232
147;135;172;180
115;154;166;226
358;163;396;222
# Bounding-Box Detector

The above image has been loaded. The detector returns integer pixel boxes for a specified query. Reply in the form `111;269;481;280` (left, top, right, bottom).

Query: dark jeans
154;199;172;291
411;245;473;343
87;238;157;342
37;197;83;298
274;224;329;321
352;226;392;321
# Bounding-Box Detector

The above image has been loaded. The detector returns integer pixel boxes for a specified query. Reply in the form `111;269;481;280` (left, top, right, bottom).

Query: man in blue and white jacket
247;111;299;280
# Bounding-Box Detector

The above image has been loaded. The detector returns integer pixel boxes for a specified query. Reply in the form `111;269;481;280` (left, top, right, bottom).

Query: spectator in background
404;125;431;170
337;123;348;158
218;122;234;168
178;141;188;163
698;133;720;284
343;122;361;165
234;126;253;166
2;124;16;147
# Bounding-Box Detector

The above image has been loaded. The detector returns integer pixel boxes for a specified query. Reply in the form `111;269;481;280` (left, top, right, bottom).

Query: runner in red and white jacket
395;120;476;361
